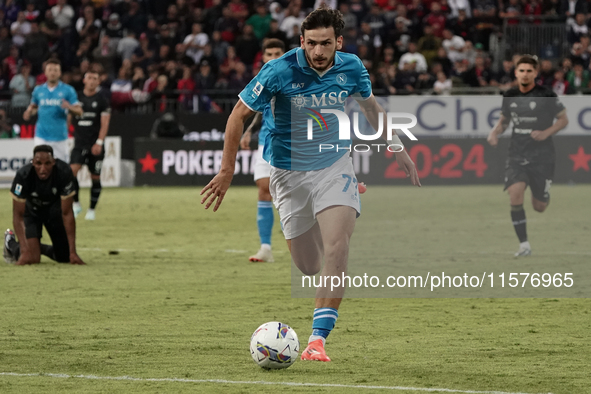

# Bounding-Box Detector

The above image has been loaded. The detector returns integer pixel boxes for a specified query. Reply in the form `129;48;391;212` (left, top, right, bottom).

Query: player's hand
22;109;31;121
240;131;251;150
395;149;421;187
487;132;498;147
91;143;103;156
69;253;86;265
61;99;71;109
16;251;35;265
530;130;549;141
200;171;233;211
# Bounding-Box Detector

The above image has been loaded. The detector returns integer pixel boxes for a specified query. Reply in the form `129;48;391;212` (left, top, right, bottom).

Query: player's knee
299;264;321;276
533;203;547;213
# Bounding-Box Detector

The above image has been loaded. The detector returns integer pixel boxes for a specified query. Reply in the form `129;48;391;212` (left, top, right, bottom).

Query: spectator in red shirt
423;2;446;38
3;45;20;80
177;65;195;109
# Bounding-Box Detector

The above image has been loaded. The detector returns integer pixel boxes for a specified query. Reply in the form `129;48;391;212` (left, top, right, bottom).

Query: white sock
261;243;271;251
520;241;530;249
308;335;326;345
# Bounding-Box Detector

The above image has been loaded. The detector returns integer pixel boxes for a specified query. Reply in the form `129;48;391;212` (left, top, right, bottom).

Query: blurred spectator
524;0;543;22
23;0;40;23
122;1;146;37
0;66;8;100
11;11;31;48
143;64;159;93
265;19;288;50
363;4;386;39
448;0;472;18
280;4;304;39
195;60;216;91
472;0;497;50
417;25;441;66
269;2;285;26
76;5;102;37
3;0;21;24
387;17;411;58
155;44;172;65
117;31;139;61
247;3;272;41
234;26;262;66
433;47;453;75
9;61;34;107
3;45;20;80
543;0;561;15
348;0;368;23
491;59;516;89
0;109;15;138
358;22;382;60
570;42;589;68
395;61;419;93
214;7;239;43
399;42;428;73
566;62;590;90
0;9;6;30
183;23;209;65
0;26;12;60
159;23;180;49
499;0;522;25
449;9;474;41
103;13;124;46
203;0;224;33
552;70;570;94
93;35;117;77
228;61;250;90
423;2;446;38
22;22;48;75
561;0;587;19
560;57;573;74
537;59;555;86
200;44;218;72
288;24;301;49
51;0;74;30
40;9;60;50
228;0;248;23
177;65;195;109
433;71;453;94
220;46;241;77
211;30;230;66
340;3;357;29
442;29;466;63
568;13;588;44
462;55;493;86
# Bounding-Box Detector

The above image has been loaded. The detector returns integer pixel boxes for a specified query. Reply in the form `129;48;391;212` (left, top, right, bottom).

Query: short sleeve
550;92;566;117
59;165;76;199
31;86;40;105
10;171;28;201
68;86;81;106
501;95;510;118
352;57;372;100
238;61;280;113
101;97;111;115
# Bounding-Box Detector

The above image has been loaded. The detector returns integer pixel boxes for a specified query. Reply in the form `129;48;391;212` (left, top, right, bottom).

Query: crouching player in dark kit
70;68;111;220
3;145;86;265
487;55;568;257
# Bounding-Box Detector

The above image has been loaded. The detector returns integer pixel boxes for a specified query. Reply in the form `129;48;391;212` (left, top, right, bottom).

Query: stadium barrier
134;136;591;186
0;136;121;189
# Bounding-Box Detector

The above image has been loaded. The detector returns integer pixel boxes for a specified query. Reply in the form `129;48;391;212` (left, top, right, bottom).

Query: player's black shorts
70;146;105;176
504;158;554;203
24;206;70;263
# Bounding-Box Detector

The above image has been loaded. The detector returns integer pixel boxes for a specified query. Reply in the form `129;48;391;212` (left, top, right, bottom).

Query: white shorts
270;153;361;240
34;137;69;162
253;145;272;181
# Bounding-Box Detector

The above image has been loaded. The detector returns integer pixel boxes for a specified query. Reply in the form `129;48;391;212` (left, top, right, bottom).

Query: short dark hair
263;38;285;52
45;59;61;68
33;145;54;157
301;6;345;38
516;55;538;68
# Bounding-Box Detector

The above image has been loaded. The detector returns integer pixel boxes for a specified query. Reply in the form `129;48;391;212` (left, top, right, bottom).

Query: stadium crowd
0;0;588;116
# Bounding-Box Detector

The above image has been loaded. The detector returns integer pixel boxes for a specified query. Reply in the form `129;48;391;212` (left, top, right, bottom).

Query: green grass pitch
0;185;590;393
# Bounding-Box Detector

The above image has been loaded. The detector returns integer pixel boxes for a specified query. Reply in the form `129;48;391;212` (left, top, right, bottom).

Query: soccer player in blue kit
23;59;82;162
202;7;421;362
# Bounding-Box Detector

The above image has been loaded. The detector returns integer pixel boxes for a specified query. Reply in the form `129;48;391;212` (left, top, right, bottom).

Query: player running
3;145;85;265
201;7;420;362
239;39;286;263
487;55;568;257
23;59;83;162
70;68;112;220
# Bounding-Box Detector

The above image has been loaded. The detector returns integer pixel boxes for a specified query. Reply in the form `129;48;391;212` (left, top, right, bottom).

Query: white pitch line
0;372;552;394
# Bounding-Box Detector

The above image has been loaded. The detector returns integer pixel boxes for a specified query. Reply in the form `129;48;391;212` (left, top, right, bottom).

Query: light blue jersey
259;105;274;158
31;81;80;141
239;48;372;171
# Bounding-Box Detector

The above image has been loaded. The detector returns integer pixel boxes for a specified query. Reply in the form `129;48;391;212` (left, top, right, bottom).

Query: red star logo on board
138;152;160;173
568;146;591;172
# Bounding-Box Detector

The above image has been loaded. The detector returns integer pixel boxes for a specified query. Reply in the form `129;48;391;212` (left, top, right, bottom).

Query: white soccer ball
250;322;299;369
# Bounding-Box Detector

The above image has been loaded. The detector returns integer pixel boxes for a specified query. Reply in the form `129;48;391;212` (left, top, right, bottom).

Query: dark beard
304;49;336;72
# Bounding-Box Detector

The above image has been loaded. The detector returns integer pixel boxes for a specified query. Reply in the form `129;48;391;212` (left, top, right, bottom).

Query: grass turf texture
0;185;589;394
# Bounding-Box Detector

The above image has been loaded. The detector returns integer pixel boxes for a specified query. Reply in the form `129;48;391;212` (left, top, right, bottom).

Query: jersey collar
295;48;343;75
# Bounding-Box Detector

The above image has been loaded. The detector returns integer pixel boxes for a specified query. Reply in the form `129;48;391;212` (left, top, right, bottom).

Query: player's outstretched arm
531;110;568;141
358;95;421;186
92;112;111;155
61;197;85;265
201;100;255;211
22;104;38;121
487;114;510;147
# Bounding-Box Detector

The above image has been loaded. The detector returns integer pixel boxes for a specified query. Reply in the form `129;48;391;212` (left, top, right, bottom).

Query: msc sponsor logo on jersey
290;91;349;109
40;98;62;106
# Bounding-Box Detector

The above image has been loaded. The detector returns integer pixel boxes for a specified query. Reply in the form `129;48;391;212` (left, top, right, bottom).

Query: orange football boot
300;339;331;362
